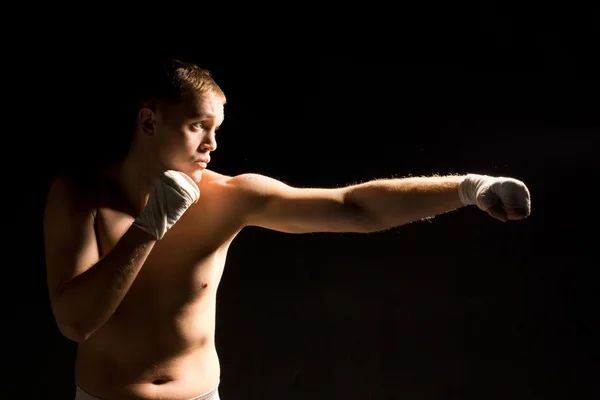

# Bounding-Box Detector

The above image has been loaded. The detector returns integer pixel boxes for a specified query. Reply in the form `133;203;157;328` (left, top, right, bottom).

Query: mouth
194;157;210;169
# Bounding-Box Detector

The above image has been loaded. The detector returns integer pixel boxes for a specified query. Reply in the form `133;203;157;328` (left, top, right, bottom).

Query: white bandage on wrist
132;171;200;240
458;173;495;211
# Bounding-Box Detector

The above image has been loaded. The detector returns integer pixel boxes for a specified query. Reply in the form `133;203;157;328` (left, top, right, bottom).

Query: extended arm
234;173;530;233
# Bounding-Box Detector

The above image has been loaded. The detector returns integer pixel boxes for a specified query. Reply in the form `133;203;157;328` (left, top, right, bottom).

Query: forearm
55;225;156;341
345;175;466;231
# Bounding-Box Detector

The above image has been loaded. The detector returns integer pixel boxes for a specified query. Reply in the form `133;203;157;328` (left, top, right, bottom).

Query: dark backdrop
3;5;598;400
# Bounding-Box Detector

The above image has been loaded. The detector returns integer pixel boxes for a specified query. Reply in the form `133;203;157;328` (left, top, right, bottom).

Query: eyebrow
191;112;217;119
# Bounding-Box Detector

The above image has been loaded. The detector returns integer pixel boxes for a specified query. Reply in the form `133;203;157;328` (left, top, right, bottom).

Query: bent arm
235;173;466;233
53;228;155;342
44;177;156;342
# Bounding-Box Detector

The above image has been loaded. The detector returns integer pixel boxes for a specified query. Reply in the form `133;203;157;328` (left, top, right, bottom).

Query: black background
3;3;599;399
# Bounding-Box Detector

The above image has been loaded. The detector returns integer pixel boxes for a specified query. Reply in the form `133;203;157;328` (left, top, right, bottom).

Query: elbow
51;287;97;342
344;198;410;233
57;322;90;343
52;304;94;343
345;201;385;233
355;216;386;233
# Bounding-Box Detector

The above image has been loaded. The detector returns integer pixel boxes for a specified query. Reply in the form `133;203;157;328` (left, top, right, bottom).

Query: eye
192;123;204;130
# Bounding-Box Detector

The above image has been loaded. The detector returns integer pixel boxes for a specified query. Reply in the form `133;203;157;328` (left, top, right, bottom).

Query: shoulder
199;170;292;218
201;170;288;196
45;169;108;216
198;170;296;229
46;174;88;208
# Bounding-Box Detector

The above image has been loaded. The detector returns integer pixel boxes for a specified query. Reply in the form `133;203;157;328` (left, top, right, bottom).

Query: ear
139;107;156;135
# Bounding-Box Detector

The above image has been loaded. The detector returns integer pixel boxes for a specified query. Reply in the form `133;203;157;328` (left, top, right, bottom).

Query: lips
195;156;210;164
195;157;210;168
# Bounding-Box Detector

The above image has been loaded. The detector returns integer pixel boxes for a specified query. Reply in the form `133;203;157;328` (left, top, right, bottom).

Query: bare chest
94;200;241;312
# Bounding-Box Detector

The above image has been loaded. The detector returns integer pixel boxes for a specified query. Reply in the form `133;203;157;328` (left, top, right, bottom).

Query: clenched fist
458;174;531;222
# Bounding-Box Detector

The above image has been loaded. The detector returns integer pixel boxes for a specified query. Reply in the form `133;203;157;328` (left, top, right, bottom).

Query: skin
43;91;528;400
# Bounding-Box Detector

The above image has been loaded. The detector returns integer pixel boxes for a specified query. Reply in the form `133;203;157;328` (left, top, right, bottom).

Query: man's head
130;59;226;182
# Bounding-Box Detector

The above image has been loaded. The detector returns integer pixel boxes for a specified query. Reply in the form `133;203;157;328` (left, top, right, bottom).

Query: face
141;91;224;182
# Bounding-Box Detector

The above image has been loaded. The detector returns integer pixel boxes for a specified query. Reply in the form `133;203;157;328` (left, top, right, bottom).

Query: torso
74;169;244;400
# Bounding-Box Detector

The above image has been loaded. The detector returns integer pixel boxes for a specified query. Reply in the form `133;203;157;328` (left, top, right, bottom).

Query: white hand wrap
458;173;531;215
132;170;200;240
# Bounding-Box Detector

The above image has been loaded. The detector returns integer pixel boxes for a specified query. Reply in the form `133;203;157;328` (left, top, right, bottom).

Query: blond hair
136;59;226;107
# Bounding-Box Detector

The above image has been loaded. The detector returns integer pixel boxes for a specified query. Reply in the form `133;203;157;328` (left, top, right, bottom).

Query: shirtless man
43;59;531;400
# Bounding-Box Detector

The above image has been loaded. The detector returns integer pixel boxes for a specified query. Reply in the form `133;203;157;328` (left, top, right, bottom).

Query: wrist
132;211;166;240
458;173;486;206
130;221;161;241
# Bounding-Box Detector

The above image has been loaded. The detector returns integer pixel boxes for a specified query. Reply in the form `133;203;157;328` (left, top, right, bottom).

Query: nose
200;131;217;152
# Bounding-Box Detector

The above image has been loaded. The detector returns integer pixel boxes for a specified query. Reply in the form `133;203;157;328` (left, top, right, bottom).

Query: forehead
166;92;225;123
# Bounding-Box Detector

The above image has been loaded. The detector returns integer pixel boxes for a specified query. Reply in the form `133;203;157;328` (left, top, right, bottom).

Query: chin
186;169;204;183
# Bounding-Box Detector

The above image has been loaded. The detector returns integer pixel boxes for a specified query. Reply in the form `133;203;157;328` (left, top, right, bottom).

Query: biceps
246;188;367;233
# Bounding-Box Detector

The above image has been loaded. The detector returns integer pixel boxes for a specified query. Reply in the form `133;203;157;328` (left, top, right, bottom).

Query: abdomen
75;296;221;399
